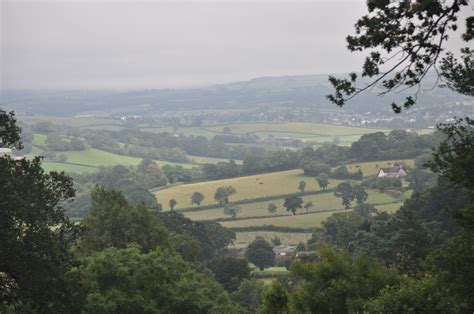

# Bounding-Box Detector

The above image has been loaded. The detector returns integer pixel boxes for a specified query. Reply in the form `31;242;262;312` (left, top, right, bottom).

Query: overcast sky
0;0;469;90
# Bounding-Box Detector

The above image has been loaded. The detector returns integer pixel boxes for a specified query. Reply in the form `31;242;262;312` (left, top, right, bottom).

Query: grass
220;209;350;229
32;133;47;146
155;169;343;210
184;189;398;221
343;159;415;176
40;162;98;174
233;232;312;249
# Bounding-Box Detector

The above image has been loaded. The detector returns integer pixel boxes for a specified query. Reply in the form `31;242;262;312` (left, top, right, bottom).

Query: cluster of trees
45;134;87;151
64;158;169;217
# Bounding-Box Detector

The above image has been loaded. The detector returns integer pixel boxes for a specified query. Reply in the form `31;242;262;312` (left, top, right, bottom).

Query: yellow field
343;159;415;176
220;209;350;229
184;189;398;221
375;202;404;213
155;169;342;210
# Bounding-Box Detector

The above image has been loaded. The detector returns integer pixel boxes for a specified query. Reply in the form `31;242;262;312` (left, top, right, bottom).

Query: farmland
184;189;400;221
155;169;343;210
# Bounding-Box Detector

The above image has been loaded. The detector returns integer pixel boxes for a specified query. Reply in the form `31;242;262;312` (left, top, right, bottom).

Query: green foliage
214;185;237;205
231;279;265;314
245;237;275;271
169;198;177;210
283;195;303;215
258;280;289;314
78;186;168;254
267;202;277;215
365;275;457;313
191;191;205;206
207;256;251;292
298;180;306;193
334;182;354;209
327;0;472;111
0;110;22;149
300;160;331;176
303;201;314;213
224;204;241;219
0;155;80;311
320;211;367;250
77;245;238;313
290;245;400;313
315;172;329;190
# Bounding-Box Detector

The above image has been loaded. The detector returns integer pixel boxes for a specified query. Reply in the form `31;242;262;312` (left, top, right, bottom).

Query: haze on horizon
1;0;469;91
1;0;372;90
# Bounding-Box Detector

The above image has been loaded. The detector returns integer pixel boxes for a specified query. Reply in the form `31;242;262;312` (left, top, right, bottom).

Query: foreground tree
77;245;241;313
283;195;303;215
191;191;205;206
78;186;168;254
207;256;251;292
327;0;473;112
245;237;275;271
0;111;80;312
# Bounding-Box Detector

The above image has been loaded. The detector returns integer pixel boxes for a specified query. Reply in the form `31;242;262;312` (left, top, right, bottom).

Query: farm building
377;164;407;178
273;245;296;256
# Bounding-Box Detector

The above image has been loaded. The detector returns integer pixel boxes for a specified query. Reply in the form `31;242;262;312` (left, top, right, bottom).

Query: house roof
273;245;296;255
380;164;404;173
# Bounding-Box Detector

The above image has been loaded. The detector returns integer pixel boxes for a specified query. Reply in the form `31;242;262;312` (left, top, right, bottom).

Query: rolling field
220;209;350;229
343;159;415;176
184;189;399;221
375;202;404;213
155;169;343;210
28;146;195;173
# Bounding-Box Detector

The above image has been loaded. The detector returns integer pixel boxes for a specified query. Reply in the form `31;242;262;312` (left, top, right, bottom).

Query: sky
0;0;469;90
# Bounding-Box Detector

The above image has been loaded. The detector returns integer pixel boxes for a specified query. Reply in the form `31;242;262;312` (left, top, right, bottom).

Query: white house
377;164;407;178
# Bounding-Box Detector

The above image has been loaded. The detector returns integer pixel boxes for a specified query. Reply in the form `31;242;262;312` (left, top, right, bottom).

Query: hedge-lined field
156;169;343;210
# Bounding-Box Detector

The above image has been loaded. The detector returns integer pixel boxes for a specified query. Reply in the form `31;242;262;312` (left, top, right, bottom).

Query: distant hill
1;73;470;116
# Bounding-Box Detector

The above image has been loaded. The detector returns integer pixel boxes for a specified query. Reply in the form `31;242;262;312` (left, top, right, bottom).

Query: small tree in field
298;181;307;193
191;191;204;206
267;203;278;215
283;195;303;215
224;205;241;219
214;186;237;205
334;182;354;209
304;201;314;214
316;173;329;190
169;199;177;211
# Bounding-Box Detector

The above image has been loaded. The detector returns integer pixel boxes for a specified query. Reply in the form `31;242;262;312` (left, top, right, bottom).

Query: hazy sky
0;0;469;90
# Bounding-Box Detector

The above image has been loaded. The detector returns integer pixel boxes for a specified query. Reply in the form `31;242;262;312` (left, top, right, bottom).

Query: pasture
184;189;400;221
220;209;350;229
155;169;343;210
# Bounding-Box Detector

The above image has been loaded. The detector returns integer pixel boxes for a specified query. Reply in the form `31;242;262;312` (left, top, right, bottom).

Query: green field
28;146;195;173
184;189;398;221
155;169;343;210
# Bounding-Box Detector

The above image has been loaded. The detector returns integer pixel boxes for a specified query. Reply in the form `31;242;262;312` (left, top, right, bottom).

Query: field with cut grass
155;169;343;210
184;189;399;221
221;209;350;229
